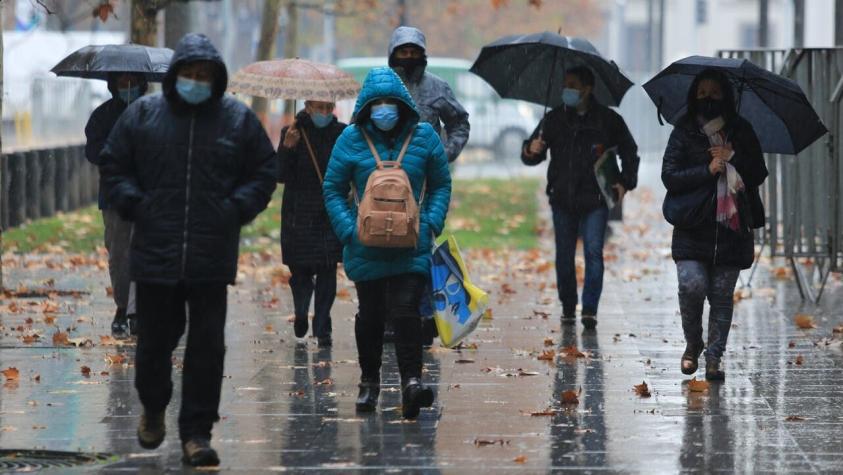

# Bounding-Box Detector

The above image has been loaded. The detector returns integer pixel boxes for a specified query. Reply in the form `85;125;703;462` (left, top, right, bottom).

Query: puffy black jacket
522;103;639;213
85;98;126;209
662;115;768;269
101;33;277;284
278;110;346;267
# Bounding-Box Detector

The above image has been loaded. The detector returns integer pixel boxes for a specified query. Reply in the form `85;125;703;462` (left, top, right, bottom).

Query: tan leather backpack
354;126;422;248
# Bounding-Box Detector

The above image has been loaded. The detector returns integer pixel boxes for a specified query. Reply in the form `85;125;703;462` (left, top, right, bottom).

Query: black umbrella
469;31;634;110
51;44;173;81
643;55;827;155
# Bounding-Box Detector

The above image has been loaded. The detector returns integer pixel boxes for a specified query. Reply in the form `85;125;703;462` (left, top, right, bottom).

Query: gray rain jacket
388;26;470;162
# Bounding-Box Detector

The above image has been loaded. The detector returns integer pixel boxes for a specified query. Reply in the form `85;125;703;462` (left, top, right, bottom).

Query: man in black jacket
85;72;148;338
522;66;639;330
101;34;276;467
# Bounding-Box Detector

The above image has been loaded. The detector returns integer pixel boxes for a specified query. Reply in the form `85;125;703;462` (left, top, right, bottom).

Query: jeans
552;205;609;316
354;273;426;384
675;260;740;363
134;282;227;441
103;208;136;314
289;264;337;339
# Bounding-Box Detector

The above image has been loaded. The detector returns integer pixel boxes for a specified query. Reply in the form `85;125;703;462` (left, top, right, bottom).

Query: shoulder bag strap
299;128;323;184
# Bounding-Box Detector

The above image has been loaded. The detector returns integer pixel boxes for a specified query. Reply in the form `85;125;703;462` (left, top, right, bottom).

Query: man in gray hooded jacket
388;26;470;163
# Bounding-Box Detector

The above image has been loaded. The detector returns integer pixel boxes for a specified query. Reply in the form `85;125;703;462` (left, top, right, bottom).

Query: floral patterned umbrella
228;58;360;102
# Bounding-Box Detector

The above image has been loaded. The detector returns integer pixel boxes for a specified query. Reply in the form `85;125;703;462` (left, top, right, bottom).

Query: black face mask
390;56;427;78
698;97;724;120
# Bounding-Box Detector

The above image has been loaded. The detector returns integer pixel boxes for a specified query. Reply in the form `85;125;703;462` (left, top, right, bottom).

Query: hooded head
352;67;419;136
388;26;427;83
106;73;149;105
163;33;228;108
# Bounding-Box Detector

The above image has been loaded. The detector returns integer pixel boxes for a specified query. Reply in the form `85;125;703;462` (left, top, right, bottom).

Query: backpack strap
393;126;416;165
354;125;418;204
360;128;384;169
299;128;324;184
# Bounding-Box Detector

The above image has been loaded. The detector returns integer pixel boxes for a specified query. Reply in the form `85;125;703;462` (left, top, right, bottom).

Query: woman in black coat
278;103;346;347
662;69;768;381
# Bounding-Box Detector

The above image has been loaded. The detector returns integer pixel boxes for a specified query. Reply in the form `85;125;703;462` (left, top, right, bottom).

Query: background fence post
39;148;56;218
54;147;69;212
8;152;27;227
24;150;41;221
0;154;9;230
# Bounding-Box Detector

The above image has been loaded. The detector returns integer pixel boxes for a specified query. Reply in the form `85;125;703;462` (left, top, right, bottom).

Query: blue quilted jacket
323;67;452;283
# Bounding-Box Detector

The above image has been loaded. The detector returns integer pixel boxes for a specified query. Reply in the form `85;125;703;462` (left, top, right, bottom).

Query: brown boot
182;438;220;467
137;411;166;449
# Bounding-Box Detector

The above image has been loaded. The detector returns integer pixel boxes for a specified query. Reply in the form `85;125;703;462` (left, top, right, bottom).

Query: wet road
1;162;843;473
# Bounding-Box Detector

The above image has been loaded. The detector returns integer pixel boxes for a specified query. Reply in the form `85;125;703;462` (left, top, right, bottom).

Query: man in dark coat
522;66;639;330
388;26;470;163
85;72;148;338
278;101;346;348
387;26;470;344
101;33;277;467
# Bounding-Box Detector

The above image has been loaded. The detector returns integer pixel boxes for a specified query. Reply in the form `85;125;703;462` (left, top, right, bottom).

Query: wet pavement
1;161;843;473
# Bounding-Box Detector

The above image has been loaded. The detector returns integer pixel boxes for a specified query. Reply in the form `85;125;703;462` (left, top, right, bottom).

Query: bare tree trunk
836;0;843;46
283;1;299;122
165;1;198;49
252;0;283;120
793;0;805;48
132;0;161;46
759;0;769;47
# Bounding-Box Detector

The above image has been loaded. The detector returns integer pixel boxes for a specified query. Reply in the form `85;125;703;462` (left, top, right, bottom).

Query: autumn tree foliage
326;0;604;59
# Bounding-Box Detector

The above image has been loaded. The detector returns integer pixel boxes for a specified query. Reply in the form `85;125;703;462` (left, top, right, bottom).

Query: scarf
702;117;744;232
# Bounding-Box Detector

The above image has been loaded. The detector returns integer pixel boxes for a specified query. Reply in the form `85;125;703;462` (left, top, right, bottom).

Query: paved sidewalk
1;173;842;473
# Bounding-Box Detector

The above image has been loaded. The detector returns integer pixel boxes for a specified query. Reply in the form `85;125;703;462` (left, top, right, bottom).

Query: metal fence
0;144;98;231
718;47;843;301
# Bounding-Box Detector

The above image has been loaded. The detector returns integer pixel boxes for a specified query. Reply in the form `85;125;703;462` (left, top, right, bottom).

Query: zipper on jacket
181;114;196;279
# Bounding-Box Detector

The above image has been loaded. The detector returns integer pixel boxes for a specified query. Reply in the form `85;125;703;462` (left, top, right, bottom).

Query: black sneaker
111;308;129;339
561;314;576;325
581;314;597;330
182;438;220;467
355;378;380;413
401;377;434;420
294;316;308;338
317;336;332;348
137;411;166;449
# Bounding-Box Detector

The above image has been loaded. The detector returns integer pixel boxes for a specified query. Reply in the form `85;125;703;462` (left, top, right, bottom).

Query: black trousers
355;273;426;384
134;282;227;441
289;264;337;338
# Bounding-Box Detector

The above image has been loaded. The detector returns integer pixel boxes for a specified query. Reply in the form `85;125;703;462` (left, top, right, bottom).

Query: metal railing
0;144;98;231
718;47;843;302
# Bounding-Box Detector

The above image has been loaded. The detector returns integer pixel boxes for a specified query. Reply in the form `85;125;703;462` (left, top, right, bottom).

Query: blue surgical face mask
117;85;142;104
562;88;582;107
310;111;333;128
370;103;399;131
176;77;213;105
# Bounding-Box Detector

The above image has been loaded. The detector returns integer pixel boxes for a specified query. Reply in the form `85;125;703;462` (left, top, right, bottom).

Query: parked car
337;57;540;161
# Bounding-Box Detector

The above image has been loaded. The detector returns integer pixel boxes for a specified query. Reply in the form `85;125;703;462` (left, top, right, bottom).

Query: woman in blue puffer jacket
323;67;451;420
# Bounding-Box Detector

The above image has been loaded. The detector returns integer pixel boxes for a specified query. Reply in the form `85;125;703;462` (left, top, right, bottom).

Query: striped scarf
702;118;744;231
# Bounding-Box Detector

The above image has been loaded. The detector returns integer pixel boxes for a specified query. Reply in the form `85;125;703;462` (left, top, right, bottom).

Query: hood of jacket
162;33;228;106
352;67;419;129
388;26;427;56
